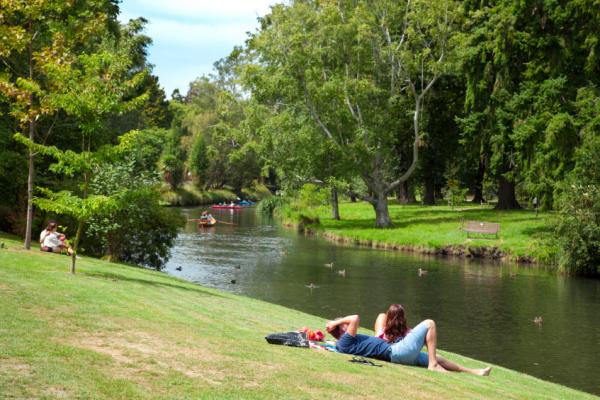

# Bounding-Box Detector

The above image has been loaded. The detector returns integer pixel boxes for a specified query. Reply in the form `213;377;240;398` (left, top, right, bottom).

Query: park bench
463;220;500;239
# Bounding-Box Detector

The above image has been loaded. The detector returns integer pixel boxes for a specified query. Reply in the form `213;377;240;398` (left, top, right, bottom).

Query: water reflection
166;207;600;396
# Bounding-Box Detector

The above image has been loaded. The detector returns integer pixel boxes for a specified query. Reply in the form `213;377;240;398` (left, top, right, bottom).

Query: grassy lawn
311;202;557;264
0;232;590;399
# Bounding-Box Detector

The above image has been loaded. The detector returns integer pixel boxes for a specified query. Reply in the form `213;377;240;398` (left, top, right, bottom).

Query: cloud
118;0;281;96
144;17;256;47
122;0;278;22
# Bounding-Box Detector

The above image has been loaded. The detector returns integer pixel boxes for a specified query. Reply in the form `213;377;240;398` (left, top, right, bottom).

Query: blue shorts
389;320;430;367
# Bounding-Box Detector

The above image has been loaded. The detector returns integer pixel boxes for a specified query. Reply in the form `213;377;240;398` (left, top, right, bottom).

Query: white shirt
43;232;62;248
39;229;49;243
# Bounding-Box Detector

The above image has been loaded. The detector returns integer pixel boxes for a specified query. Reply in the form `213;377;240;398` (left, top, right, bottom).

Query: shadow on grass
81;270;224;298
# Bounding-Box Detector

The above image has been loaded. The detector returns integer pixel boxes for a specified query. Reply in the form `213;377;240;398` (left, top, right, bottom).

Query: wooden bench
463;221;500;239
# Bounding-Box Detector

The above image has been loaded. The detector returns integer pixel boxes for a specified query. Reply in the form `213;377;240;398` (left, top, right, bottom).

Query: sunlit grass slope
313;203;557;263
0;232;590;399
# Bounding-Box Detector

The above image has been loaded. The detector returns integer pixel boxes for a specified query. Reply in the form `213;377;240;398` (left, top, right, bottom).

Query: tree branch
302;79;336;142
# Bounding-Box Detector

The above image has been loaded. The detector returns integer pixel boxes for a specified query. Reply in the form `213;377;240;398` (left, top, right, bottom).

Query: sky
118;0;280;97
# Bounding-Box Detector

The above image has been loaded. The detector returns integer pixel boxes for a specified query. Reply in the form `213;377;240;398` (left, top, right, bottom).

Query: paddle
188;218;237;226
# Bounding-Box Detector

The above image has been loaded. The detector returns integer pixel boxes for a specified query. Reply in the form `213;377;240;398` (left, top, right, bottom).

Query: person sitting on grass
326;312;491;375
40;222;73;255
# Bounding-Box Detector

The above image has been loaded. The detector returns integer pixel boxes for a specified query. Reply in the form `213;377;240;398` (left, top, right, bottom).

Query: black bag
265;331;309;348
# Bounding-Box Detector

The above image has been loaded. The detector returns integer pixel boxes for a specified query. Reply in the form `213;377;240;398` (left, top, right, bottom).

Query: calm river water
165;207;600;396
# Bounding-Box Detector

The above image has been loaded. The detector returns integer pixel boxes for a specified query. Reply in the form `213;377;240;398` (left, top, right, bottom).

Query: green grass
302;202;558;264
0;232;591;399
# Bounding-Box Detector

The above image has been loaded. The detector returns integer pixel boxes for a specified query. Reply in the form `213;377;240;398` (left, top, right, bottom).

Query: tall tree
460;0;599;209
14;19;148;273
244;0;461;227
0;0;119;248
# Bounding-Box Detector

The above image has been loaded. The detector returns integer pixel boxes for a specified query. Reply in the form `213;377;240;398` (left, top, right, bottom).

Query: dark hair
326;321;348;340
328;325;343;339
46;221;57;230
384;304;409;343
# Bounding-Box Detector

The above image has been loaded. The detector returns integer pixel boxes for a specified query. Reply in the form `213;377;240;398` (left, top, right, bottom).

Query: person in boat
326;309;491;375
200;211;209;221
206;212;215;223
40;221;73;255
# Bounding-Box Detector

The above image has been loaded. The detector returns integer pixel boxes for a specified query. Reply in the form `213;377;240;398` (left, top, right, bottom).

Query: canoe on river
188;217;217;227
210;205;243;210
198;217;217;227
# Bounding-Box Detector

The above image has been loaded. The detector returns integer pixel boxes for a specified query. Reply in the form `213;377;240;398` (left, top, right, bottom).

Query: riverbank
286;202;557;265
161;182;271;206
0;232;592;399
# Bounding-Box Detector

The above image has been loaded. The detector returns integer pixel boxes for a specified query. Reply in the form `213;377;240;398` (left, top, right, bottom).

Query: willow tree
244;0;461;227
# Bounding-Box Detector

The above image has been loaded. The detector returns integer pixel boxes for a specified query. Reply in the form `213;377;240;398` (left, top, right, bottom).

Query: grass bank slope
312;203;557;264
0;233;590;399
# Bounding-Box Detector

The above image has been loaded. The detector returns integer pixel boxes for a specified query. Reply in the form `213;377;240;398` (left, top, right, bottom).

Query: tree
460;0;599;209
244;0;461;227
416;76;464;205
0;0;119;249
555;87;600;275
168;76;264;194
85;129;183;269
14;22;148;273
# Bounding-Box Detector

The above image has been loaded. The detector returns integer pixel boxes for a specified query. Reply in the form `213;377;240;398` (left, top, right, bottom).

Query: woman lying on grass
326;307;491;376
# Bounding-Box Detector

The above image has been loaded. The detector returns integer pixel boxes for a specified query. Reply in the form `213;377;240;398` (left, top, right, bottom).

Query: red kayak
210;205;243;210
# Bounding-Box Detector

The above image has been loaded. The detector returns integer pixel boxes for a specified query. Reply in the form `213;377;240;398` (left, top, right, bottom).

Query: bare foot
428;363;448;373
477;367;492;376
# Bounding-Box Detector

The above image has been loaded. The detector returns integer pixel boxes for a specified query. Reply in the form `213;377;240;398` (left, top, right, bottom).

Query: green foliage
160;153;185;191
298;183;328;209
159;125;187;190
244;0;462;227
83;128;182;269
241;181;272;201
34;188;118;222
459;0;600;209
257;196;289;216
160;184;238;207
555;90;600;275
189;134;209;186
443;179;468;210
169;76;263;194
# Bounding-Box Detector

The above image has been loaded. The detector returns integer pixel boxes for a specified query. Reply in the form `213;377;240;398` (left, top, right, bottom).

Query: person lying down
326;305;491;376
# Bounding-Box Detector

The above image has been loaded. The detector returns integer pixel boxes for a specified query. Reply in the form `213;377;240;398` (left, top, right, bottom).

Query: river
165;207;600;396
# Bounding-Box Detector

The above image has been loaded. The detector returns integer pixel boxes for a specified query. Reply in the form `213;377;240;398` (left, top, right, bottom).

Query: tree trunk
471;157;486;203
24;21;35;250
24;121;35;250
495;175;521;210
331;186;340;220
423;178;436;205
372;192;392;228
396;181;414;204
70;219;84;274
71;140;91;274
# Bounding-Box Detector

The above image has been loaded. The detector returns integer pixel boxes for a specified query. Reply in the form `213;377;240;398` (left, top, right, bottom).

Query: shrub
257;196;288;216
443;179;468;210
85;151;184;270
